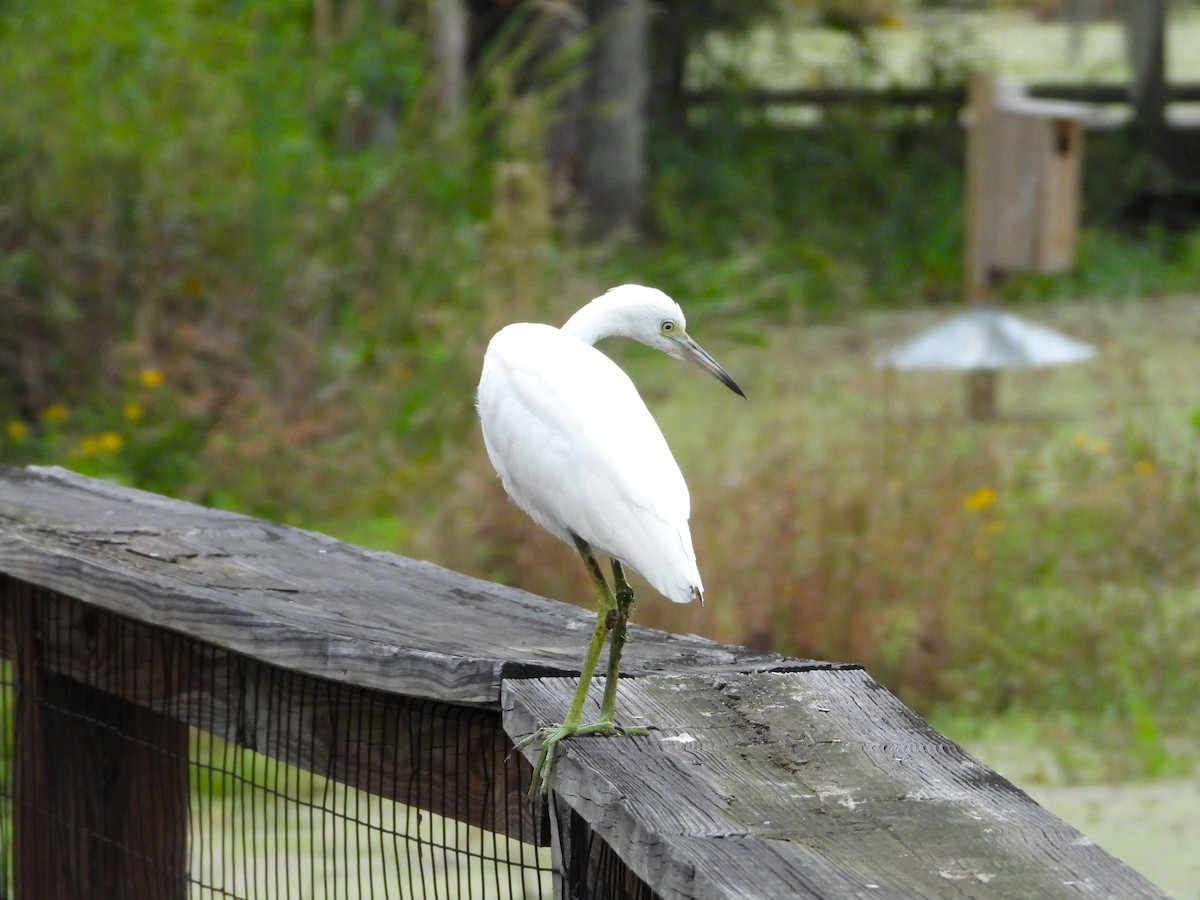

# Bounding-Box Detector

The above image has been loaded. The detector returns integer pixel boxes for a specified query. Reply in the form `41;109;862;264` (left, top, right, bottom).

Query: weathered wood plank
0;465;1169;898
1;576;544;843
0;465;826;707
503;671;1169;900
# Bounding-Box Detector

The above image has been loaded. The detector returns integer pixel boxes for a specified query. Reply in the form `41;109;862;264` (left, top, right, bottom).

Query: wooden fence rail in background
0;465;1169;898
683;82;1200;110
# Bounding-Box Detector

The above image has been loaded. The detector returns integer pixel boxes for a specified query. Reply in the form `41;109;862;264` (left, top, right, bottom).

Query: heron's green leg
561;542;615;729
516;538;647;797
599;559;639;722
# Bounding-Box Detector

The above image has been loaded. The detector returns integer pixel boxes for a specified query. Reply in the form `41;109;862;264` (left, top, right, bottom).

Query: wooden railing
0;465;1168;898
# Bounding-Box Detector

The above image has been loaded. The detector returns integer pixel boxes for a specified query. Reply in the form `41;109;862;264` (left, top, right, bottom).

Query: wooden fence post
961;73;1088;417
550;792;649;900
11;581;189;900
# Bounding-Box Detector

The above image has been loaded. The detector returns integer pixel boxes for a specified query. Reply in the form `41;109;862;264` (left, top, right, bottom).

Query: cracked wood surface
0;465;827;706
504;670;1170;900
2;465;1167;898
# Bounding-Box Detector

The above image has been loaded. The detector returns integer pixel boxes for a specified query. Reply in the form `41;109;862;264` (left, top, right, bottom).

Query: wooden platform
0;465;813;707
505;672;1168;899
0;465;1172;898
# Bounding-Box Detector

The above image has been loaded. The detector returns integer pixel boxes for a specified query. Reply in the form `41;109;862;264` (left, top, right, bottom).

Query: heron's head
590;284;745;398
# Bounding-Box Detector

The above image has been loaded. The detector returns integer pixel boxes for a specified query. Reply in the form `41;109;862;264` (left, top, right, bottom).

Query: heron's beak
674;333;746;398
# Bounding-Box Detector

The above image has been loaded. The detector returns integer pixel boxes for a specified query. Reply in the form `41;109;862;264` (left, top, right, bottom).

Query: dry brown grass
415;295;1200;728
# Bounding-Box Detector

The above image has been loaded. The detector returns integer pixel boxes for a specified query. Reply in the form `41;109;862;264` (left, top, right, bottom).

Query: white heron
477;284;744;795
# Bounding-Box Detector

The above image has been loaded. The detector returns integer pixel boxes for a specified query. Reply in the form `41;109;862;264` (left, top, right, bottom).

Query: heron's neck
561;301;621;347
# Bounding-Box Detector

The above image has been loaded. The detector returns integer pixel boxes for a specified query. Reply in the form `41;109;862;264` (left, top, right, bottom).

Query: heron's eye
661;320;675;333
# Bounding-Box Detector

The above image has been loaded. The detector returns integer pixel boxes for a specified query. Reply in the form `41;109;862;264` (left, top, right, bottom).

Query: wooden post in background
431;0;468;127
962;73;1087;418
578;0;650;233
963;73;1001;418
1124;0;1168;175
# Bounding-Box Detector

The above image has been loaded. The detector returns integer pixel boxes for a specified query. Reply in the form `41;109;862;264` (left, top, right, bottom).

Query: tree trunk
650;0;691;128
431;0;469;126
1123;0;1168;174
577;0;649;234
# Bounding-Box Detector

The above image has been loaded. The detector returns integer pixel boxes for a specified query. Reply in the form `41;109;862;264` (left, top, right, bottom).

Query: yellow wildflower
40;402;68;423
963;486;997;511
139;368;166;389
1134;458;1156;476
5;420;29;443
124;401;145;423
81;432;125;456
1072;432;1109;454
181;273;204;296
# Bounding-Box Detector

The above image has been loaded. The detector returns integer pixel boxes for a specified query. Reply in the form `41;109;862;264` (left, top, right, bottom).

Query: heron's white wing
478;324;701;603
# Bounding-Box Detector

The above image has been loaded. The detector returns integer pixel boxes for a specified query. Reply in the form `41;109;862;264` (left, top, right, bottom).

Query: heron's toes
575;721;650;738
514;725;557;753
520;720;651;797
521;722;575;798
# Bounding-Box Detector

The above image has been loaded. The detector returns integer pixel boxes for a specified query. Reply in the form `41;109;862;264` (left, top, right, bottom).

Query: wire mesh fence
184;731;548;898
0;575;614;899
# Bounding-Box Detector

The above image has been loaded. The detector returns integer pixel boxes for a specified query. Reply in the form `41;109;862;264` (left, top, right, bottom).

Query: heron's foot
517;720;651;798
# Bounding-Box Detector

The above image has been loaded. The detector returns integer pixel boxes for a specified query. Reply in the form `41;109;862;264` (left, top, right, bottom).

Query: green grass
410;294;1200;780
935;707;1200;897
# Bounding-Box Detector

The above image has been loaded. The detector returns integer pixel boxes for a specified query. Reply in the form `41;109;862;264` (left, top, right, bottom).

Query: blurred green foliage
2;365;205;494
643;112;966;316
0;0;566;520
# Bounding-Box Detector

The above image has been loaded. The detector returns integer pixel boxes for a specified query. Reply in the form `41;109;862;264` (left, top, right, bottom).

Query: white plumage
476;284;744;795
478;285;742;603
479;321;700;602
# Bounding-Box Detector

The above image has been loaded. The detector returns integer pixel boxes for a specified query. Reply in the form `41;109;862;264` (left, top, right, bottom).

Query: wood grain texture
966;75;1084;280
0;465;828;707
7;465;1158;899
504;671;1170;900
2;578;543;841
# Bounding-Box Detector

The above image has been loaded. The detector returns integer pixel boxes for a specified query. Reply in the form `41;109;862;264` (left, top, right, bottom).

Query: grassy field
392;292;1199;897
189;731;551;898
415;293;1198;737
959;726;1200;900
